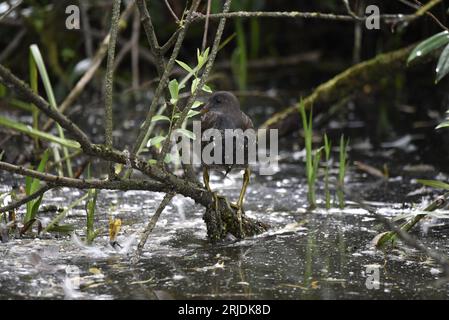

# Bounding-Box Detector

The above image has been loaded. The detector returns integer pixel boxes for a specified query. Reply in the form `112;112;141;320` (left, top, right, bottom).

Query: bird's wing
201;111;221;131
240;111;254;130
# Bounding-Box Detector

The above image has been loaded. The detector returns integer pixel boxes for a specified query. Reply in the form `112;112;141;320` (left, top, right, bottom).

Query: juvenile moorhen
200;91;254;235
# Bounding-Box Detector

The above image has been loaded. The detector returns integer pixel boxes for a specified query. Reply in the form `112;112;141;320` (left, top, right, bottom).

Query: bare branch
0;0;23;22
164;0;180;22
0;161;171;194
0;185;52;214
104;0;122;177
201;0;212;52
133;192;175;262
42;1;135;131
136;0;166;76
192;10;412;23
0;64;93;151
161;28;182;54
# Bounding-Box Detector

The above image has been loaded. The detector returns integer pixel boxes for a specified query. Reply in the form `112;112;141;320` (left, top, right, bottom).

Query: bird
200;91;254;236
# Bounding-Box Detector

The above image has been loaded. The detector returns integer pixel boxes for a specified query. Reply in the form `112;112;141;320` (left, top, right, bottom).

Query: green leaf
408;31;449;65
147;135;166;147
176;60;194;74
174;128;196;140
436;43;449;83
192;100;204;109
417;179;449;190
168;79;179;103
151;115;171;122
202;84;213;93
191;78;200;94
0;116;81;149
30;44;73;177
436;120;449;129
25;150;49;224
164;154;172;164
187;110;201;118
29;45;57;108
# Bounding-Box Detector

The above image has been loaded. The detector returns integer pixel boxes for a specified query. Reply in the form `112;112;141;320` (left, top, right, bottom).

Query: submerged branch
133;192;175;262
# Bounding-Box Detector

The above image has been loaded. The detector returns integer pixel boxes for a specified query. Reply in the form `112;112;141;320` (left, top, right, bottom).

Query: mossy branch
261;45;414;136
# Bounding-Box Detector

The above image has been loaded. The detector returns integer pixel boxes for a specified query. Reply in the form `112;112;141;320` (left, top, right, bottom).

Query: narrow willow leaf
187;110;201;118
436;121;449;129
174;128;196;140
192;100;204;109
191;78;199;94
417;179;449;190
436;43;449;83
407;31;449;64
202;84;213;93
147;135;166;147
168;79;179;102
150;115;171;122
176;60;194;74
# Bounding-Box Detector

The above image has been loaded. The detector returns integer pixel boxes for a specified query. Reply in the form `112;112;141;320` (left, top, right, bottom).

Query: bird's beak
200;104;210;115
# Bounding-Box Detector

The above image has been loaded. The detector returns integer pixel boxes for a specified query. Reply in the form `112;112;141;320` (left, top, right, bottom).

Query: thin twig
42;1;135;131
164;0;180;22
131;8;140;91
397;0;448;31
136;0;166;76
80;1;94;58
0;0;23;22
0;28;25;62
192;11;412;23
104;0;122;168
133;192;175;262
161;28;182;54
0;160;170;193
0;64;92;151
201;0;212;52
0;184;52;214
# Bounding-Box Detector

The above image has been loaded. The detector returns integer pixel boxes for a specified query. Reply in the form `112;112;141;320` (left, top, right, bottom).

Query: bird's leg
203;167;221;212
234;167;250;237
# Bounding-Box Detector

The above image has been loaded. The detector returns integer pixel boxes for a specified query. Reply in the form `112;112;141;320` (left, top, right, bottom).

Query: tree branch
42;1;135;131
0;64;93;151
192;10;412;23
0;184;52;214
130;0;201;158
0;160;171;194
136;0;166;76
133;192;175;262
104;0;122;177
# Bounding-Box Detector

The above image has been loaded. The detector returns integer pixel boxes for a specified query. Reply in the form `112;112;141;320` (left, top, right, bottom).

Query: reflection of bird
200;91;253;236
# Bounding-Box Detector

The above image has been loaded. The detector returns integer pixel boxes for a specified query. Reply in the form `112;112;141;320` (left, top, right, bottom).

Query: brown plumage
200;91;254;236
200;91;254;175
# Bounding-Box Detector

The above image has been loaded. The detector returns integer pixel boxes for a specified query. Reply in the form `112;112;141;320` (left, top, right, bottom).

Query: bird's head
200;91;240;115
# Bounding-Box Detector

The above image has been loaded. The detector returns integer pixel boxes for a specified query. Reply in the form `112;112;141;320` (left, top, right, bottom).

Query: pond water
1;146;449;300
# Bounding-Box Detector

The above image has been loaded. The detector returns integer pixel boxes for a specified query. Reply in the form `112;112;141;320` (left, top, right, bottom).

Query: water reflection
1;163;449;299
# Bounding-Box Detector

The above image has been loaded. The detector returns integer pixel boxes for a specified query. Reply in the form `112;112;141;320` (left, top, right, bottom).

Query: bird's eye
214;96;222;104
